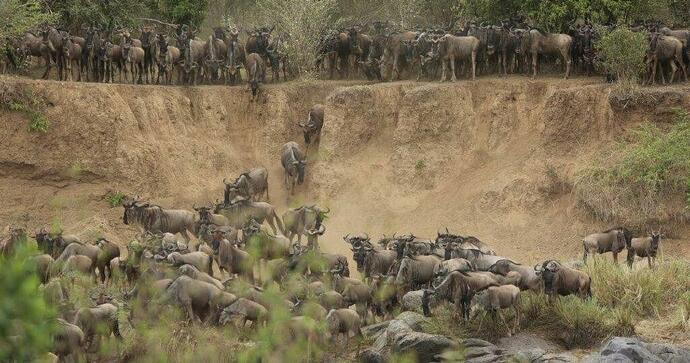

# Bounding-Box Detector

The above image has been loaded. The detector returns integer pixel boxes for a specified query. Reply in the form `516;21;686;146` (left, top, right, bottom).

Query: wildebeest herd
2;18;689;95
0;101;667;361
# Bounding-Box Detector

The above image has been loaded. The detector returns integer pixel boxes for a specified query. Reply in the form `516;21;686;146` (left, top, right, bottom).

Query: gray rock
357;348;385;363
394;311;427;331
645;342;690;363
392;332;458;363
361;321;390;340
461;339;504;363
583;337;672;363
514;349;577;363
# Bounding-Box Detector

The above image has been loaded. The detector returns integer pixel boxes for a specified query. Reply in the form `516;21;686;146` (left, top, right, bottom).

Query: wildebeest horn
322;207;330;214
298;122;306;127
317;225;326;235
193;203;198;210
363;233;369;240
343;234;350;242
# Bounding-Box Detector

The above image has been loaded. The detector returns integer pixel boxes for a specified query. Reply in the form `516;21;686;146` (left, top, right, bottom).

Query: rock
514;349;577;363
392;332;458;363
583;337;690;363
402;289;438;312
394;311;426;331
461;339;504;363
361;321;390;340
357;348;385;363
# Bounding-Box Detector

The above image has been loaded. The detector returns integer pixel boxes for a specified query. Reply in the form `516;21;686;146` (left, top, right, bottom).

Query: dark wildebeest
298;104;324;151
534;260;591;300
383;31;419;81
225;27;246;85
246;52;266;98
282;205;329;244
223;167;270;203
81;25;100;81
627;231;661;269
206;27;228;83
139;25;157;84
280;142;307;195
646;33;687;85
431;34;479;81
468;23;501;75
21;32;52;78
266;33;289;82
246;26;273;62
40;27;68;80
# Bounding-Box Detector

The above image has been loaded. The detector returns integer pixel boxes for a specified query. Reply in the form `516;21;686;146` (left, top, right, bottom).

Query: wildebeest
139;25;156;84
646;33;687;85
123;43;145;84
487;259;541;291
522;29;573;79
182;38;208;85
424;270;499;320
225;27;246;85
281;142;307;195
62;37;82;81
473;284;521;336
214;199;285;235
431;34;479;81
40;27;67;80
582;228;627;264
246;52;265;98
20;32;51;78
350;239;397;279
223;167;269;203
298;104;325;151
395;255;442;297
534;260;591;299
155;34;180;85
122;198;195;242
627;231;661;268
282;205;329;244
383;31;419;81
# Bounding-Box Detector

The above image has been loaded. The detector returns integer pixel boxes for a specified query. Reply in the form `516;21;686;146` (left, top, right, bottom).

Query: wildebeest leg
532;52;538;78
440;59;447;82
41;53;53;79
626;249;634;268
647;256;652;269
513;305;520;335
670;60;678;84
450;55;457;82
563;50;571;79
471;51;477;80
612;252;618;264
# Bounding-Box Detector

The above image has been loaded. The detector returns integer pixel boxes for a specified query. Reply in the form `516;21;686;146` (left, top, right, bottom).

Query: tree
0;243;56;361
257;0;340;78
0;0;55;47
158;0;210;27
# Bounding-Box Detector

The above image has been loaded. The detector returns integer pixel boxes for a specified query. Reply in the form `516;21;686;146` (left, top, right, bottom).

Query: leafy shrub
0;244;56;362
256;0;341;78
106;191;127;208
575;109;690;226
594;26;648;96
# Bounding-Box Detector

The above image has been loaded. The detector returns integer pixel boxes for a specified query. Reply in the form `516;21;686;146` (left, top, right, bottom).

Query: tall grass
575;109;690;228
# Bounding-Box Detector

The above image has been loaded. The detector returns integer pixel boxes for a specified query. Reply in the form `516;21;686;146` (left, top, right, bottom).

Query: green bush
0;245;56;362
594;26;648;84
575;109;690;226
106;191;127;208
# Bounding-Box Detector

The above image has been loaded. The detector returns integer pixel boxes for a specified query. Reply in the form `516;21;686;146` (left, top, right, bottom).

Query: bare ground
1;75;689;266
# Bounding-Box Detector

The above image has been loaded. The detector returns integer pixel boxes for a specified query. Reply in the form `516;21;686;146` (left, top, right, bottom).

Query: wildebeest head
488;259;512;276
650;231;661;252
193;204;215;225
344;234;370;271
347;26;360;52
294;158;307;184
535;260;560;294
122;43;132;62
140;26;153;48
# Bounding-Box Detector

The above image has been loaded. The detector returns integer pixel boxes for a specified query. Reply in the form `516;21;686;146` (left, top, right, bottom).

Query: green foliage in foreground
575;110;690;226
0;245;56;362
106;191;127;208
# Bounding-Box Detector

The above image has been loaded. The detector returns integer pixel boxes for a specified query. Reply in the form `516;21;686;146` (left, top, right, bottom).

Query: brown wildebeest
646;33;687;85
431;34;479;81
523;29;573;79
246;52;265;98
62;37;82;81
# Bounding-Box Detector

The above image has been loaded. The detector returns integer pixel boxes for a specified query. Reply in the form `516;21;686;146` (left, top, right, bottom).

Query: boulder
584;337;690;363
394;311;426;331
357;348;385;363
461;338;504;363
392;332;458;363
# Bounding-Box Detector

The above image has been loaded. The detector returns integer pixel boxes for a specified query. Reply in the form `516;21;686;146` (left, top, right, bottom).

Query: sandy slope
1;75;688;264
